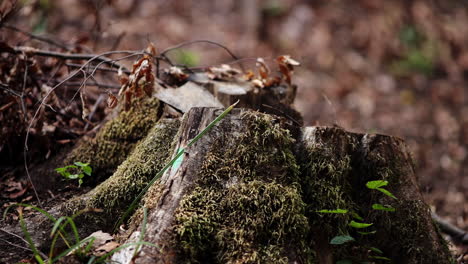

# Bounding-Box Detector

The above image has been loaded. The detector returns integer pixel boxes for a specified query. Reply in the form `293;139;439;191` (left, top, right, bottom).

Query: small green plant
317;179;398;262
55;162;92;187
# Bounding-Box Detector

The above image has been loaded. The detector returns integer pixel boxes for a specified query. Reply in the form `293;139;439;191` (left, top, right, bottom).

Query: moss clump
63;98;161;181
62;118;180;228
173;111;312;263
300;144;354;233
298;128;357;243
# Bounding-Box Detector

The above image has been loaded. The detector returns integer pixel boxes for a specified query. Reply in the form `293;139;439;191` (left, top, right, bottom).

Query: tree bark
112;109;452;264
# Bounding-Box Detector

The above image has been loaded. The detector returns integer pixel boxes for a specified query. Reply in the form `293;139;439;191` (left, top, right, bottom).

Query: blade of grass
65;216;81;244
50;217;67;238
49;208;99;259
86;255;96;264
51;236;95;262
18;211;47;263
114;101;239;231
132;207;148;258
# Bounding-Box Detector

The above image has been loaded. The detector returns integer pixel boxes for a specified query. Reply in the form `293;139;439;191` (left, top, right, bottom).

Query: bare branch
159;40;243;70
24;50;147;172
66;63;125;74
160;40;239;62
0;228;47;259
2;23;71;50
7;47;150;74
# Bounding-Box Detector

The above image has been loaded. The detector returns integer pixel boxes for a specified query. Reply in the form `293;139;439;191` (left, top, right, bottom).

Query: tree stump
0;80;453;263
111;107;452;264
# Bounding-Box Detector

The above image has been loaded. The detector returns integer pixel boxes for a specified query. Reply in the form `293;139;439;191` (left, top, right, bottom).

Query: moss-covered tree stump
110;108;452;264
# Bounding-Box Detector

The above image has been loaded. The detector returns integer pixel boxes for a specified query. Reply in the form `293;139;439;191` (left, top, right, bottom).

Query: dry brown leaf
94;241;120;256
243;70;255;81
107;92;118;108
166;66;189;82
146;42;157;57
256;58;270;80
208;64;241;80
276;55;300;85
9;186;27;199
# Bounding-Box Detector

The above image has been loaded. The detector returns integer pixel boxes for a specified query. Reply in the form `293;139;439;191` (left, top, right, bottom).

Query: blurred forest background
0;0;466;239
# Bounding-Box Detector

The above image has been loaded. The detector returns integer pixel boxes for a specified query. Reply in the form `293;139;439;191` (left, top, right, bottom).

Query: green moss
63;98;161;180
61;118;180;228
301;144;353;233
298;128;358;246
173;111;312;263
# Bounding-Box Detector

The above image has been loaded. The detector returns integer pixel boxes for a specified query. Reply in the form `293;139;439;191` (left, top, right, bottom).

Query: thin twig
0;228;49;260
24;50;147;160
0;85;21;97
62;81;120;89
8;47;149;74
0;237;36;254
261;104;302;126
432;212;468;245
159;40;239;62
84;94;104;131
66;62;125;74
20;55;28;120
2;24;71;50
182;57;272;72
19;52;41;206
0;228;28;244
159;40;245;70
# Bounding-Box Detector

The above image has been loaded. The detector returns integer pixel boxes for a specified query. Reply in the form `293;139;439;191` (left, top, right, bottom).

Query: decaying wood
112;109;452;264
113;107;246;263
0;76;454;263
301;127;452;263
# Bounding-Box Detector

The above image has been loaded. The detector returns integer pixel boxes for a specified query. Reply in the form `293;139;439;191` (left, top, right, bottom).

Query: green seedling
365;180;397;199
55;162;92;187
320;180;398;262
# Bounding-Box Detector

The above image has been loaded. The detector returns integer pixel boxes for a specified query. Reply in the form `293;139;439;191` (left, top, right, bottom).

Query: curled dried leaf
166;66;189;81
119;75;129;86
124;90;132;111
146;42;157;57
276;55;300;85
277;55;300;66
243;70;255;81
80;90;89;120
144;68;155;96
278;63;292;85
208;64;241;80
252;79;264;88
107;92;118;108
263;76;281;87
256;58;270;80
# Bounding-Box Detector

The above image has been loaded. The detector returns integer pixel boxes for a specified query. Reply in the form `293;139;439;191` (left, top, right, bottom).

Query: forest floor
0;0;467;261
